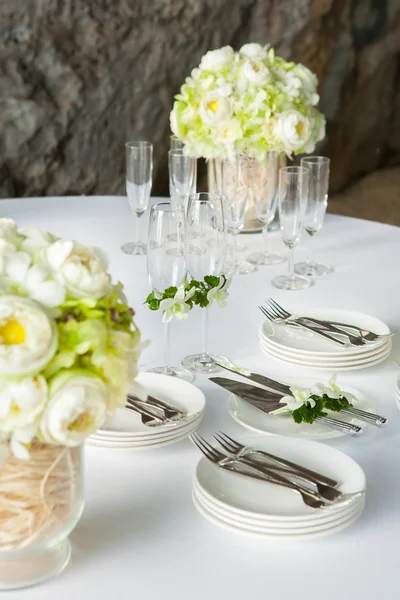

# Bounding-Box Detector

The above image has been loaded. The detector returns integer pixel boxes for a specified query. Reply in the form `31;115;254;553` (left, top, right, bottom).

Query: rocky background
0;0;399;223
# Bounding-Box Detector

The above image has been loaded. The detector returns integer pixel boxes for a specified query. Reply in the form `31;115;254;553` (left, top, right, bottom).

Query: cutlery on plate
212;430;338;487
125;399;178;427
216;363;387;427
210;377;363;436
213;431;342;501
127;393;186;419
190;433;328;509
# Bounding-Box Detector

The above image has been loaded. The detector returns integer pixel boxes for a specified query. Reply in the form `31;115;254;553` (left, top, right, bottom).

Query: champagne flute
181;192;228;374
247;152;283;266
272;166;311;291
121;141;152;255
147;203;193;381
168;149;196;211
170;135;184;150
295;156;333;276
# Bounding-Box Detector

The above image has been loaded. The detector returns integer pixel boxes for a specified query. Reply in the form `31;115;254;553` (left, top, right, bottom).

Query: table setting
0;41;400;600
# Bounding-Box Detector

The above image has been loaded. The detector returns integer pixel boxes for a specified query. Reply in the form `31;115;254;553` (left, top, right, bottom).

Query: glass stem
135;213;141;248
232;232;238;269
201;308;209;358
308;231;316;266
164;322;171;370
288;247;295;279
262;223;269;256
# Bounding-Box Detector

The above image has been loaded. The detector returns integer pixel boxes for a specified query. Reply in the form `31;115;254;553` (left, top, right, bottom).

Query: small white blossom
206;275;231;307
160;286;195;324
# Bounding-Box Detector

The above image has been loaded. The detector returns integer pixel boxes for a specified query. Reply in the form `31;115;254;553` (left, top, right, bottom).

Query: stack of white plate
259;308;392;370
395;375;400;410
87;372;205;450
193;436;366;540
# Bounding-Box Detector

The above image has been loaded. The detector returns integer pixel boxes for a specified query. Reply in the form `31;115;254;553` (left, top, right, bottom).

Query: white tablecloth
1;195;400;599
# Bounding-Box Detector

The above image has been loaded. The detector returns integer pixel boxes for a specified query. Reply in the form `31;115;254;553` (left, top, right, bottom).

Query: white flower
199;46;234;71
0;376;47;434
0;218;18;243
215;119;243;145
206;275;231;307
160;286;195;324
327;374;357;405
41;240;111;299
0;240;31;285
274;110;312;153
19;227;58;257
239;43;268;60
280;386;315;412
0;295;58;377
40;372;108;446
199;92;233;126
25;264;66;308
241;60;271;85
10;424;37;460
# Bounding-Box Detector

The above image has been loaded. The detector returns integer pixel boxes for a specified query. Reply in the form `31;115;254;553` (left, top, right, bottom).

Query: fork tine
214;432;237;453
267;298;290;319
191;433;223;461
264;301;282;320
395;360;400;368
261;305;279;322
189;434;218;462
216;431;243;450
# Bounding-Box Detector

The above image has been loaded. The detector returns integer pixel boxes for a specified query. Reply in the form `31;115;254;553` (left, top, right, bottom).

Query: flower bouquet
0;218;144;588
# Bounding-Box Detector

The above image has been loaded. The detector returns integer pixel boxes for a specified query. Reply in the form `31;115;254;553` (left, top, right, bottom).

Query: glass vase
0;441;84;590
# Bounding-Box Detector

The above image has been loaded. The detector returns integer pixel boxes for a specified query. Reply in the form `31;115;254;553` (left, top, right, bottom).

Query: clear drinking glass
181;192;228;374
121;141;153;255
147;203;193;381
295;156;333;276
170;135;184;150
168;149;197;211
216;158;255;275
246;152;283;266
272;166;311;291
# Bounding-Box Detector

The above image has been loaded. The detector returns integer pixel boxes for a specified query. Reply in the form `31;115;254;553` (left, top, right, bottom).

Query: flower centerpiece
170;43;326;229
0;218;144;589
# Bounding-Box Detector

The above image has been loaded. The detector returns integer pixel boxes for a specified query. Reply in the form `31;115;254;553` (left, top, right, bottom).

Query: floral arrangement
0;218;144;460
145;275;231;322
170;43;325;160
273;375;357;424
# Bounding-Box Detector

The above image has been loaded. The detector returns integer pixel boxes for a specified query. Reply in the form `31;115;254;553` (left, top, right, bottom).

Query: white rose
0;218;18;242
241;60;271;86
199;46;234;71
199;92;233;126
41;240;111;299
215;119;243;144
239;43;268;60
0;375;47;433
274;111;312;153
19;227;58;257
25;264;66;308
0;295;58;377
0;239;31;284
40;372;108;446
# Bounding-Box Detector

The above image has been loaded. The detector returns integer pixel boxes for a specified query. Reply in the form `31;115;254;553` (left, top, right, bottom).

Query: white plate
193;484;364;532
90;412;204;443
227;380;372;440
192;492;364;539
259;340;392;371
260;335;391;363
97;372;206;437
86;420;200;450
193;480;363;528
194;435;366;520
260;308;390;357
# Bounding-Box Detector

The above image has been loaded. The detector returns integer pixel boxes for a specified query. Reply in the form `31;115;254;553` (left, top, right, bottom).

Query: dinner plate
259;308;390;357
194;435;366;520
193;480;364;528
192;492;364;540
227;381;372;440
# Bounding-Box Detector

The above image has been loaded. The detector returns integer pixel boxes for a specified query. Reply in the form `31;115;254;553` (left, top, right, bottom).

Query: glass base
121;241;147;255
234;261;256;275
147;365;194;382
181;353;228;374
0;538;71;591
272;274;312;291
294;261;334;276
247;251;284;266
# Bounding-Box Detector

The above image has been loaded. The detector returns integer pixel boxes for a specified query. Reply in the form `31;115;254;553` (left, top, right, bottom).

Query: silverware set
190;431;361;509
260;298;396;348
125;393;187;427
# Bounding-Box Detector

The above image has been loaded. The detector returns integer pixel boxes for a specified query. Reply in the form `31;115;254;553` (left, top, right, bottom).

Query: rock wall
1;0;400;198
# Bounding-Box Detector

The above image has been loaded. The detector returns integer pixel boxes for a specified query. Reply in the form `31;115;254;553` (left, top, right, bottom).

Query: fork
189;433;328;509
213;432;342;502
125;399;178;427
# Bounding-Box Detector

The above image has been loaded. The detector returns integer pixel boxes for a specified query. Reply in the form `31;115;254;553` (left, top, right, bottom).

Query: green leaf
148;299;160;311
204;275;220;288
163;286;178;299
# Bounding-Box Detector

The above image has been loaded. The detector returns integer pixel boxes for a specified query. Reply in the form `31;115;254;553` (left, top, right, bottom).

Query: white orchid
280;386;316;412
199;46;235;71
160;286;195;324
206;275;231;307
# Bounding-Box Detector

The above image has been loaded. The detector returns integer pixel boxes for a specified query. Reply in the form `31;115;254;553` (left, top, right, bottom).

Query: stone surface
0;0;400;218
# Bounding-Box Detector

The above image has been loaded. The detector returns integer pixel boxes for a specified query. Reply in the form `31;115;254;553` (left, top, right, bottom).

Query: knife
210;377;362;436
216;363;387;427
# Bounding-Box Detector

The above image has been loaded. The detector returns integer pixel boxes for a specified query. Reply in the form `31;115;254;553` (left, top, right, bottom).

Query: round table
1;196;400;600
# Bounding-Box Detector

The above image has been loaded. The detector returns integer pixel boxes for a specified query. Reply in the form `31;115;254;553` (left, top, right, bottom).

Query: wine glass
272;166;311;291
121;141;153;255
147;203;193;381
295;156;333;276
216;158;255;275
181;192;228;374
247;152;283;266
168;149;197;211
